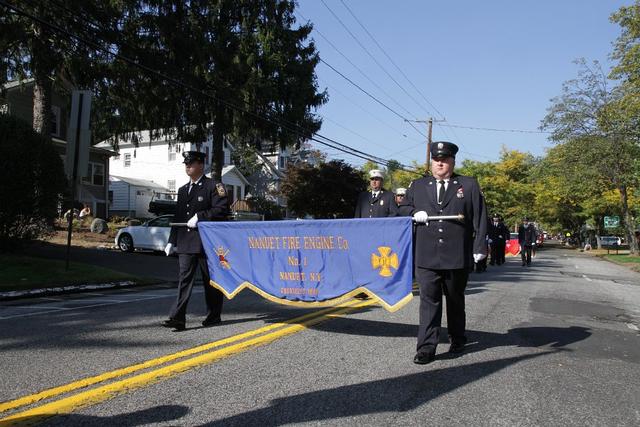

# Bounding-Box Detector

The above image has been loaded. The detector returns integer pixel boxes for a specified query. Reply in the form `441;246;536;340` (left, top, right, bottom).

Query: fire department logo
371;246;399;277
215;246;231;270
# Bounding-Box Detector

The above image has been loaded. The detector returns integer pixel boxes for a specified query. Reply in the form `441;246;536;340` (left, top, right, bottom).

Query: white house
108;175;170;218
96;132;252;217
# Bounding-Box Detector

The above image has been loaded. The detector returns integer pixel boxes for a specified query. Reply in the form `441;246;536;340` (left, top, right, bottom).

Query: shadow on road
200;352;553;426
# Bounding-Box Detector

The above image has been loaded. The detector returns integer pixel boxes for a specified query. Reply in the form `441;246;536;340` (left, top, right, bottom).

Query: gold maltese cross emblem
371;246;399;277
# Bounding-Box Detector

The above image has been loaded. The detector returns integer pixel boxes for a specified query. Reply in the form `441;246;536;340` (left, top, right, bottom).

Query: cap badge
438;142;444;149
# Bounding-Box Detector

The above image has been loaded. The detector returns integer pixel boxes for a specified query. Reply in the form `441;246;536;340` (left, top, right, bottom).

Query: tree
1;1;119;136
541;59;640;254
280;160;367;219
94;0;327;181
0;115;66;248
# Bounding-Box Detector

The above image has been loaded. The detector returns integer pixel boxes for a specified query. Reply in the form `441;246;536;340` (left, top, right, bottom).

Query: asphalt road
1;245;639;426
23;242;179;282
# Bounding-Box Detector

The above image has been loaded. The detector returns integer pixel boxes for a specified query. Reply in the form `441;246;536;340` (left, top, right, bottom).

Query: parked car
599;236;622;247
115;215;174;252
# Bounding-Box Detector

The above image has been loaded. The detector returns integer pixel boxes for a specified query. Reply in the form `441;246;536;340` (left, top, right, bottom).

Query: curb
0;280;171;302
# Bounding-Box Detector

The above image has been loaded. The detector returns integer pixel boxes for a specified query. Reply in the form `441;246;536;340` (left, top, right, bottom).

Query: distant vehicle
148;192;177;216
536;231;544;248
599;236;622;247
115;215;174;252
115;212;264;252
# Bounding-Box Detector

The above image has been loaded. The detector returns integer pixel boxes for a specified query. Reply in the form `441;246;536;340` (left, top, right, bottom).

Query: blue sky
296;0;633;168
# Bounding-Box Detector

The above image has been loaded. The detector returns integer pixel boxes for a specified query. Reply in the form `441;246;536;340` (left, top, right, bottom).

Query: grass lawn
0;254;155;292
600;253;640;273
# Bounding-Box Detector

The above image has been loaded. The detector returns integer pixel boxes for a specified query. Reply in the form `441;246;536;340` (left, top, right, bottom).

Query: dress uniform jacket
399;173;487;270
168;176;229;254
354;190;398;218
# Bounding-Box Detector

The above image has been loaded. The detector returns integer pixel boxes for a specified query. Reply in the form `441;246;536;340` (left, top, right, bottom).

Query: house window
81;162;105;186
50;106;61;137
167;180;176;192
168;145;177;162
124;153;131;167
0;104;8;114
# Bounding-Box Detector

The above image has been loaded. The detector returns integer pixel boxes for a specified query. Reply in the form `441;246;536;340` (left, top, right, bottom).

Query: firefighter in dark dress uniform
162;151;229;331
489;214;509;265
399;141;488;364
354;169;398;218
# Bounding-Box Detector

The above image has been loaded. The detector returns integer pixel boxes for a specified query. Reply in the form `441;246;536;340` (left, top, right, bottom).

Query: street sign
604;216;620;229
65;90;92;179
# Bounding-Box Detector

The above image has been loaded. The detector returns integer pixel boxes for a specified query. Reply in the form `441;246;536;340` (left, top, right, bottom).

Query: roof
222;164;250;186
110;175;169;190
51;138;118;157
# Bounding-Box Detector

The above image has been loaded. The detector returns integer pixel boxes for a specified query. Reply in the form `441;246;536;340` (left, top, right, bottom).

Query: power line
439;123;552;134
319;0;430;118
296;10;421;128
1;0;421;174
337;0;442;118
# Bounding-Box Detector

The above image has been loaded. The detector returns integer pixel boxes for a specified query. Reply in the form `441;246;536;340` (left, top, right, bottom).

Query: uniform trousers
491;240;506;265
416;267;469;353
521;245;533;265
169;253;223;322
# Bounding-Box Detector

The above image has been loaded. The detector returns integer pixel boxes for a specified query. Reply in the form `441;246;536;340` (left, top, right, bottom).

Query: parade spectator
399;141;488;364
518;217;537;266
163;151;229;331
79;204;92;219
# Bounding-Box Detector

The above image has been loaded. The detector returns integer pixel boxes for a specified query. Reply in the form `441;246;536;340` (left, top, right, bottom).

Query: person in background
518;217;537;266
354;169;397;218
489;214;509;266
394;187;407;207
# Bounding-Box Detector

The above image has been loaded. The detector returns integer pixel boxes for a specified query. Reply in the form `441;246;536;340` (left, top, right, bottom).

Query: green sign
604;216;620;228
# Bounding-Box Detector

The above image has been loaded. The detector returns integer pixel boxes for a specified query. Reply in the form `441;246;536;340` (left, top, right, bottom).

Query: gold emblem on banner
371;246;399;277
215;246;231;270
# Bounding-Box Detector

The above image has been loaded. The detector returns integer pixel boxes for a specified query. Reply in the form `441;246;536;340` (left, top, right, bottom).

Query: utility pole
405;117;445;172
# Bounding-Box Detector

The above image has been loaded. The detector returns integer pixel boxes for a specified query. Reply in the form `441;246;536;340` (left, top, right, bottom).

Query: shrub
0;115;67;249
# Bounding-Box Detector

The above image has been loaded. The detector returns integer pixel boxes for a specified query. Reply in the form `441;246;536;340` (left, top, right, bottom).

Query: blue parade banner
198;217;414;312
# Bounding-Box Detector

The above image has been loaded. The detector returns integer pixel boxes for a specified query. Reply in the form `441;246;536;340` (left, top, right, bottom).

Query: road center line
0;299;364;416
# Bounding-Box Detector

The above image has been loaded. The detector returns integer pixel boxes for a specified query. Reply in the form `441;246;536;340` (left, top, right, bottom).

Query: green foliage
248;196;284;220
280;160;367;219
0;115;67;248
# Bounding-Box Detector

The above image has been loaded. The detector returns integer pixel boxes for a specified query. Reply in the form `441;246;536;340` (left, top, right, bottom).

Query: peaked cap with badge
182;150;206;164
430;141;459;159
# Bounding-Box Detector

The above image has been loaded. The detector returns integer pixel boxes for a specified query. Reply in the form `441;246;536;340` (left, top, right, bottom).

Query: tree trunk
619;184;638;255
32;73;52;137
210;103;225;183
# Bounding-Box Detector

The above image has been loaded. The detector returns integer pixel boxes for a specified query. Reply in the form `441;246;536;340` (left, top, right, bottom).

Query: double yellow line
0;299;372;426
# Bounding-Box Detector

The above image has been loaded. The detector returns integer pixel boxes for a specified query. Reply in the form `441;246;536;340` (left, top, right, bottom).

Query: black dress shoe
162;319;186;331
202;316;221;327
413;352;436;365
449;342;465;354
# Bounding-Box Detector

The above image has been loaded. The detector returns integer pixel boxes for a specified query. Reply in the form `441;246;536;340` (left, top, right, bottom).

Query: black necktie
438;180;445;204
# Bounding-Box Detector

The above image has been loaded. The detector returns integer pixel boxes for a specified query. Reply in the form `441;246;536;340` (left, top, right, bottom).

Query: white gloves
164;243;175;256
473;253;486;263
187;214;199;228
412;211;429;223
